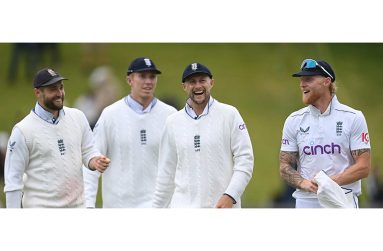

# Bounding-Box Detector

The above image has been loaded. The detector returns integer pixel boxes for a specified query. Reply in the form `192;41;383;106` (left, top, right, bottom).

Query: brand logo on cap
47;69;57;76
144;58;152;67
191;63;198;71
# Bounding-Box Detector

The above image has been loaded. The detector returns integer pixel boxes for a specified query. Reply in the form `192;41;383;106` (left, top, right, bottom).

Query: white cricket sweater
152;100;254;208
5;107;98;207
83;98;177;207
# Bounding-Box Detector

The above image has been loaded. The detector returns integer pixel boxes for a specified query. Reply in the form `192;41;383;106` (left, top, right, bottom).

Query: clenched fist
89;155;111;173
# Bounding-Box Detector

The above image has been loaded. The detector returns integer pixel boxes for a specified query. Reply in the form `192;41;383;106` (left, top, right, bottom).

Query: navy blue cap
182;63;213;82
127;57;161;75
33;68;67;88
292;59;336;82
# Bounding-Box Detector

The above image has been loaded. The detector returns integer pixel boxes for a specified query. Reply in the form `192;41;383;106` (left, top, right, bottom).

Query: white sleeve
82;110;109;208
224;109;254;202
152;120;177;208
3;127;29;208
350;111;370;150
82;166;101;208
280;116;298;152
92;111;109;155
79;112;100;168
6;191;23;208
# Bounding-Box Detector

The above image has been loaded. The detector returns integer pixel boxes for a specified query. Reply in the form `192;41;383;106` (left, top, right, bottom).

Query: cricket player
279;59;371;208
83;57;177;208
4;68;110;208
152;62;254;208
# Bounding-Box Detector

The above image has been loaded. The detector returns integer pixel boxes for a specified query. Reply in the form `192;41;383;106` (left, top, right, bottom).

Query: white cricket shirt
281;95;370;199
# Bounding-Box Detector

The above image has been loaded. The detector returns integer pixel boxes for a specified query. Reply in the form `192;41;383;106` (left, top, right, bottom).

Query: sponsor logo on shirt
362;132;369;143
9;141;16;152
238;123;246;130
303;142;341;155
299;126;310;135
282;139;289;145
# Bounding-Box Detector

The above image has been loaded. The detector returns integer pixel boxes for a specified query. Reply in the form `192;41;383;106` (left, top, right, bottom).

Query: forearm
332;149;371;186
279;151;303;188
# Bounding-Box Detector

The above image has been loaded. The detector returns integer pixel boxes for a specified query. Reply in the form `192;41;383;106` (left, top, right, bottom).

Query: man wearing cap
279;59;371;208
3;68;110;208
152;63;254;208
83;57;177;208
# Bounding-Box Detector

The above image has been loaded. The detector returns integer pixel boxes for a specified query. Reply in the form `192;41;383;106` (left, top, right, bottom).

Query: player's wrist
88;158;96;171
223;193;237;204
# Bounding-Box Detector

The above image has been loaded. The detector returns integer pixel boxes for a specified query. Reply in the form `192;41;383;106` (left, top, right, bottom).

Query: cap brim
292;71;325;77
128;69;161;75
39;76;68;87
182;71;212;82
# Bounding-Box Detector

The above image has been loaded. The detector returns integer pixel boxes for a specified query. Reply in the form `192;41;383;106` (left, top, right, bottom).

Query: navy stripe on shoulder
291;111;309;117
334;109;356;114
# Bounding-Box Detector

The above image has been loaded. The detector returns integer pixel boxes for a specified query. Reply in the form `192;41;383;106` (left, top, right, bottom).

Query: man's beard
44;96;64;111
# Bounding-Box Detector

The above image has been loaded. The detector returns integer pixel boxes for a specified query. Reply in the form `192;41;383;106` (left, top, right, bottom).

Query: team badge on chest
57;139;66;155
336;121;343;136
140;129;147;145
194;135;201;152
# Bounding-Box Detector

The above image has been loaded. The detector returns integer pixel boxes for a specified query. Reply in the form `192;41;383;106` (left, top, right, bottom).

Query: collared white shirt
125;95;157;114
184;96;215;120
33;102;65;124
281;95;370;198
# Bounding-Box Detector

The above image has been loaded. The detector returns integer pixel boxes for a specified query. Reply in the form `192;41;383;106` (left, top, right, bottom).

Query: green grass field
1;43;382;207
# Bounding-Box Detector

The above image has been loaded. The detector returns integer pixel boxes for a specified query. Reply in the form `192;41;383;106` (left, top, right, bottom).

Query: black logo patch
194;135;200;152
336;121;343;136
140;130;147;145
58;139;66;155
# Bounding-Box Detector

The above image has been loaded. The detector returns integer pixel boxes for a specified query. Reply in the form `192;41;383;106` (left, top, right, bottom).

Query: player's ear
126;75;132;86
34;87;41;98
182;83;187;91
210;78;215;88
323;77;331;87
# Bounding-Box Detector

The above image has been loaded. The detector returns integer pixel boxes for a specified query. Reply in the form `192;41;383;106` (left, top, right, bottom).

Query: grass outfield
0;43;382;207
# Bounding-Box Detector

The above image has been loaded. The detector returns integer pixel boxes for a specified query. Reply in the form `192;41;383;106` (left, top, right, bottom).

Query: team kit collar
33;102;65;124
125;95;157;114
308;95;339;116
185;96;215;120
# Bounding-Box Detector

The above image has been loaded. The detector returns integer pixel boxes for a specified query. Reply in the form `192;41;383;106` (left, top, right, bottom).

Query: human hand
299;179;318;193
89;155;111;173
215;194;235;208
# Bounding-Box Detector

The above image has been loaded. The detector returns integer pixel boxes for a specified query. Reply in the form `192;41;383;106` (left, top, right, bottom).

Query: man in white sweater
152;63;254;208
83;57;177;208
3;68;110;208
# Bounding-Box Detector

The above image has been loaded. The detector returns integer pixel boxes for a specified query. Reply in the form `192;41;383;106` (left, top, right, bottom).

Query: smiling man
279;59;371;208
4;68;110;208
152;62;254;208
82;57;177;208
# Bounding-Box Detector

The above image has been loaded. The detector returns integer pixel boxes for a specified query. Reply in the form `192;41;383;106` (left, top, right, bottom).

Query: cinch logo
282;139;289;145
303;143;341;155
239;124;246;130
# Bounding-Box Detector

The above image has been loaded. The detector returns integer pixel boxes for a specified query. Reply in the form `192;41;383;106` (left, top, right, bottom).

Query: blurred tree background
0;43;382;208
